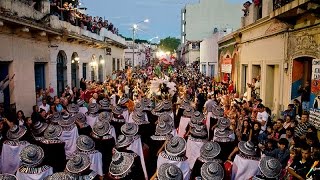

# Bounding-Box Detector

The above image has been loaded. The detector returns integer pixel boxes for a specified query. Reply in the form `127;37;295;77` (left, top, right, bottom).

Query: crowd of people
0;63;319;180
49;0;119;35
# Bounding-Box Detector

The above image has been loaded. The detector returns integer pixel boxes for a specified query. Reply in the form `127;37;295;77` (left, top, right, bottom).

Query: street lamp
149;36;159;43
132;19;149;67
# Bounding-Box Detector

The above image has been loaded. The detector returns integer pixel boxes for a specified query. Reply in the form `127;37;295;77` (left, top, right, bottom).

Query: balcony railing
273;0;295;10
0;0;126;46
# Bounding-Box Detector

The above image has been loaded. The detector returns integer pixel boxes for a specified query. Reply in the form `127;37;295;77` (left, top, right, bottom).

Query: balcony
0;0;126;47
0;0;49;20
271;0;320;23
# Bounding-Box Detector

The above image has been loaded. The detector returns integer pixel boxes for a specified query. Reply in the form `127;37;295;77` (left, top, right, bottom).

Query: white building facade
200;30;229;77
180;0;242;65
0;0;126;115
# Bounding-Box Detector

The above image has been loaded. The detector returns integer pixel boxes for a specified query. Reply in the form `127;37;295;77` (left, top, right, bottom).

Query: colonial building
0;0;126;115
218;0;320;116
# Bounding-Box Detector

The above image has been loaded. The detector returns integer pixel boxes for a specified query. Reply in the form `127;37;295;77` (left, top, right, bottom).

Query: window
117;59;120;70
182;12;185;21
182;36;185;44
82;63;87;79
112;58;116;71
182;24;185;33
202;64;206;75
209;64;215;77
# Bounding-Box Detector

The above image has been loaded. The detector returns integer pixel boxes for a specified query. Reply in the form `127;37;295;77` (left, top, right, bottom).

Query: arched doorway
71;52;79;88
56;51;67;96
291;56;315;110
98;55;104;82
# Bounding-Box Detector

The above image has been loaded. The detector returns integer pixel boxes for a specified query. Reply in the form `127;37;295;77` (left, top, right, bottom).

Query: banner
309;108;320;130
311;59;320;109
221;58;232;73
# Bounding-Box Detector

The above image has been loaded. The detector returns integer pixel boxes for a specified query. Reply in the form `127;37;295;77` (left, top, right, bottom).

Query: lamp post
132;19;149;67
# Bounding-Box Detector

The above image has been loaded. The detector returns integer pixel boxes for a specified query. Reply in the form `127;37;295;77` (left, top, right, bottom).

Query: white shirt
257;111;269;132
110;94;117;106
39;104;50;113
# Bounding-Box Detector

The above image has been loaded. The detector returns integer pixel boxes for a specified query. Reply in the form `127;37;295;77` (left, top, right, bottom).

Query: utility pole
132;27;136;67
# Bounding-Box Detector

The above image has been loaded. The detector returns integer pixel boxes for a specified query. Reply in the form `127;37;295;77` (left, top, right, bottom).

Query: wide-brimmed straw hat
92;120;111;137
44;172;77;180
238;141;256;156
183;106;194;117
180;98;190;110
153;102;164;112
58;113;75;127
121;123;139;136
141;98;153;111
200;162;224;180
191;111;205;122
77;99;86;107
132;111;149;125
190;125;208;139
75;112;87;124
7;125;27;141
99;98;112;111
134;102;144;112
88;103;99;114
109;151;134;178
66;153;91;174
98;111;113;122
155;121;172;136
44;124;63;140
165;136;186;157
112;105;124;115
116;135;134;149
20;144;45;168
200;142;221;162
67;103;79;114
258;156;282;178
76;135;95;152
118;97;129;105
50;112;62;124
0;174;17;180
157;163;183;180
162;100;172;111
217;117;230;129
32;121;48;136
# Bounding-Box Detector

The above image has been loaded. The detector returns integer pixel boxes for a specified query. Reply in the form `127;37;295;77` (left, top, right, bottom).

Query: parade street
0;0;320;179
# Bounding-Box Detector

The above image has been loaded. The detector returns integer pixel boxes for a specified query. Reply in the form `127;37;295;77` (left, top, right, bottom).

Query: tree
159;37;180;53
